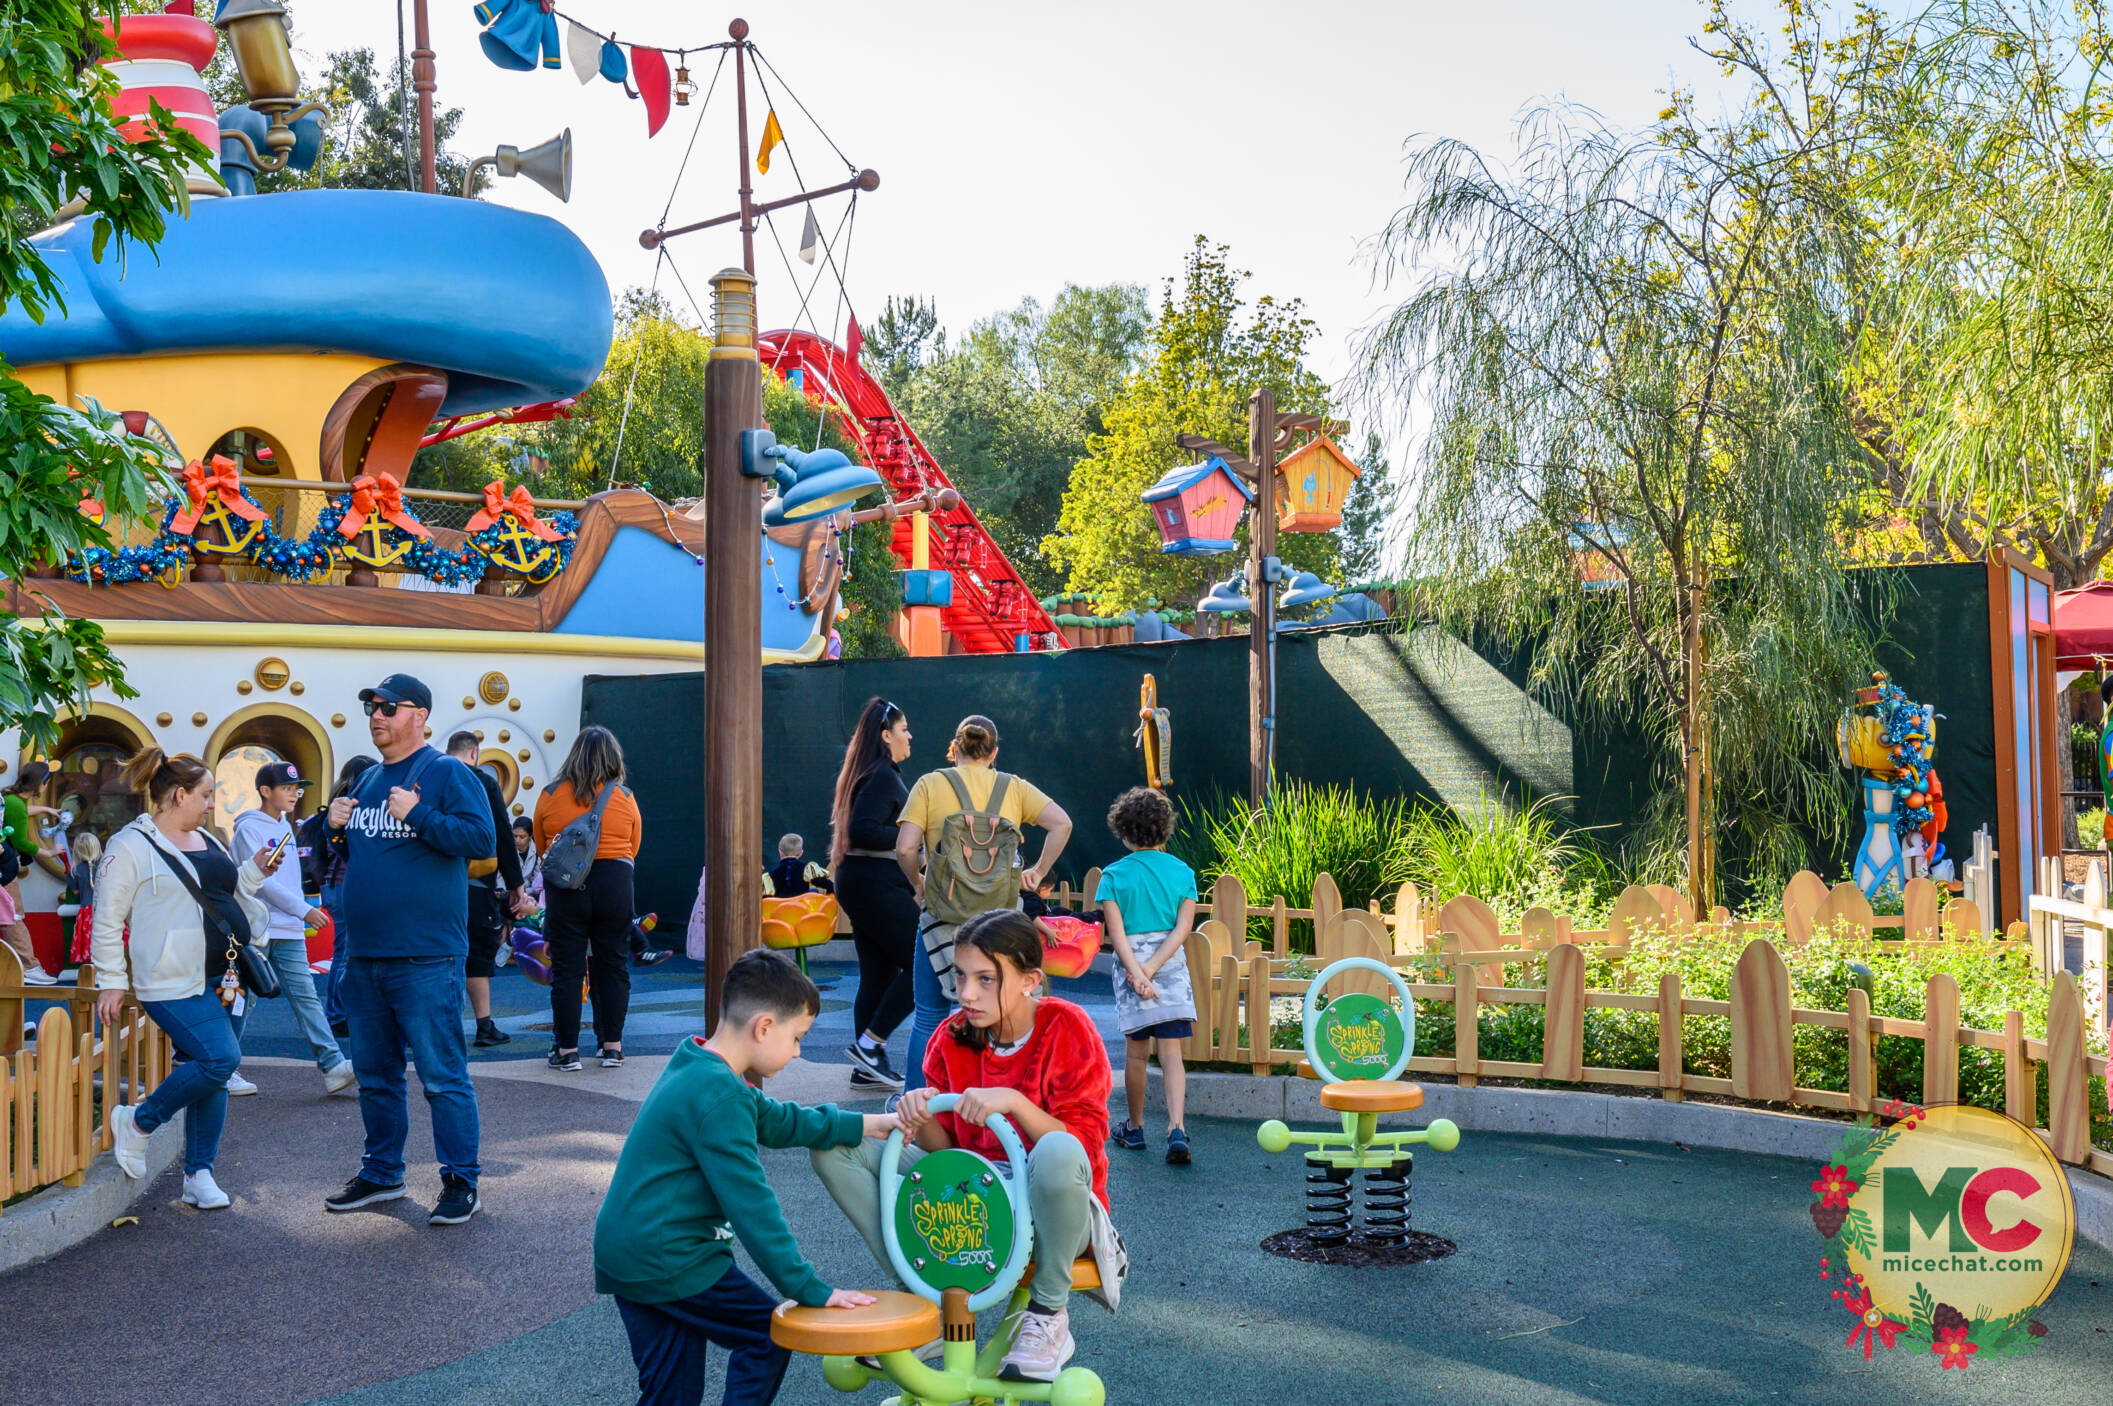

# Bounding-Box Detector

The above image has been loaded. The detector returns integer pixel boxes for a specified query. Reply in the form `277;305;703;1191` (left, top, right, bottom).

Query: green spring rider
1257;957;1460;1247
771;1093;1105;1406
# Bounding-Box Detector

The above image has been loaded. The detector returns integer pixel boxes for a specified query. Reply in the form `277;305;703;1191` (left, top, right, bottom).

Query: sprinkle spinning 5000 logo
1810;1102;2073;1370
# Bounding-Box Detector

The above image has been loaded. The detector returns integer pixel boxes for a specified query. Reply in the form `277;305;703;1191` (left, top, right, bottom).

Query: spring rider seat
1257;957;1459;1247
762;892;840;974
772;1093;1105;1406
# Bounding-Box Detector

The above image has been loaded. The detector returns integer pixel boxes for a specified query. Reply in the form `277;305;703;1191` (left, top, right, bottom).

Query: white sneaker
181;1169;230;1210
20;963;59;986
322;1060;357;1094
225;1072;259;1096
998;1307;1074;1382
109;1104;148;1178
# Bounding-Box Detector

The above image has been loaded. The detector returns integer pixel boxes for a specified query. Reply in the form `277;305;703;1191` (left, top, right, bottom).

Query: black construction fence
582;563;2001;923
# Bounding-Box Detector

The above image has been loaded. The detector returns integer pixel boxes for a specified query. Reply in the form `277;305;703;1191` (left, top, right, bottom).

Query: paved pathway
8;961;2113;1405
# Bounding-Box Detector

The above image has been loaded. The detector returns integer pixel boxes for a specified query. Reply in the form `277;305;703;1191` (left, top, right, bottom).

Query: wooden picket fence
0;945;173;1213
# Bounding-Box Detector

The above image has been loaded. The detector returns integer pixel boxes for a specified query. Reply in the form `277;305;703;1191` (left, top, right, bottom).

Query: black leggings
547;858;634;1051
836;857;918;1041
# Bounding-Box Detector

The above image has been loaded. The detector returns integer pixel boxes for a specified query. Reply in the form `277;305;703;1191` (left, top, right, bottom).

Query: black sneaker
598;1047;625;1068
633;948;674;967
325;1175;407;1212
473;1020;511;1048
845;1042;902;1089
547;1048;582;1072
429;1173;479;1226
1111;1122;1146;1151
1166;1128;1192;1166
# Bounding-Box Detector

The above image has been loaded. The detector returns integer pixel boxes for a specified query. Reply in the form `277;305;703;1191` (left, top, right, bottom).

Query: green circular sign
892;1148;1016;1293
1313;992;1406;1082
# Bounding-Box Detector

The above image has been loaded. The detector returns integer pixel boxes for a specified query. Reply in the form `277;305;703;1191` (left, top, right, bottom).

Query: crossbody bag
141;829;280;1003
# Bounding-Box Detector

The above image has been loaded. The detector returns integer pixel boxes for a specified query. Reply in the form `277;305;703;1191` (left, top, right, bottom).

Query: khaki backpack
923;768;1022;924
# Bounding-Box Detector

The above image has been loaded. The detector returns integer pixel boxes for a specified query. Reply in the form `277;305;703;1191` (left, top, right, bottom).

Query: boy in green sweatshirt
595;949;896;1406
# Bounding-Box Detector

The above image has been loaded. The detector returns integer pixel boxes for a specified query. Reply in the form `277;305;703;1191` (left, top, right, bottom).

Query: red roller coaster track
759;327;1061;654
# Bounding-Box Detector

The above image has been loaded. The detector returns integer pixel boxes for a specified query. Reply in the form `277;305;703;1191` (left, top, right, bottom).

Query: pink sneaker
998;1307;1073;1382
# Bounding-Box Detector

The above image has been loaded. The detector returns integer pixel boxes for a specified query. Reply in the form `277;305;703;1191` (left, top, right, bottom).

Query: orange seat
1020;1256;1101;1291
1295;1059;1320;1081
1319;1079;1424;1113
771;1291;940;1356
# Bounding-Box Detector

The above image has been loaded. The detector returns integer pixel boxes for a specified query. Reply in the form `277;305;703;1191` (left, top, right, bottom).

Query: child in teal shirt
594;950;896;1406
1096;787;1199;1165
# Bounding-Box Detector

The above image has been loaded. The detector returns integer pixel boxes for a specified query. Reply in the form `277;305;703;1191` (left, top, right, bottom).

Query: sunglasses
880;701;903;725
362;699;407;718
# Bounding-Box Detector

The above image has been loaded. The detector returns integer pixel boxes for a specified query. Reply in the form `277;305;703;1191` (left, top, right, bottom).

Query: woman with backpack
96;748;281;1210
894;714;1072;1085
533;726;641;1072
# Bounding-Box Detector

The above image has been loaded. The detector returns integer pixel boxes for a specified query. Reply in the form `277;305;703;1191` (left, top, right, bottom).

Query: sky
276;1;1750;557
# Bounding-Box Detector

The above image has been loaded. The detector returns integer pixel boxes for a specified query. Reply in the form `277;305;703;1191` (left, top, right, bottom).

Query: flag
631;46;671;137
756;109;785;174
565;21;597;84
798;206;820;264
846;313;862;364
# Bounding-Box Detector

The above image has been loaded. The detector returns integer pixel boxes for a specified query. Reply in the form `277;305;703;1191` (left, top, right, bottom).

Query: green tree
1046;238;1337;611
257;45;488;197
2;0;212;745
1357;8;1888;907
863;294;939;404
1338;430;1395;581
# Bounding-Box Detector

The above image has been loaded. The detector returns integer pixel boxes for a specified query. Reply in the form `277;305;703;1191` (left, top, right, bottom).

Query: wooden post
1453;958;1478;1087
701;268;764;1032
1658;972;1683;1101
1845;985;1872;1113
2002;1009;2029;1123
1248;955;1272;1076
1540;944;1584;1081
1729;939;1793;1102
412;0;437;195
1247;388;1276;804
729;20;757;274
1922;973;1959;1107
2045;973;2091;1162
0;1057;10;1207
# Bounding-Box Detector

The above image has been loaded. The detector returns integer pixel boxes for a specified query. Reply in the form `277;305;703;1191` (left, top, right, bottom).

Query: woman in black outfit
832;697;917;1089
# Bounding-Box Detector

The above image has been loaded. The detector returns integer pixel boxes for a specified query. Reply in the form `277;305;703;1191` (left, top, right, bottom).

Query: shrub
2081;807;2106;852
1187;780;1409;949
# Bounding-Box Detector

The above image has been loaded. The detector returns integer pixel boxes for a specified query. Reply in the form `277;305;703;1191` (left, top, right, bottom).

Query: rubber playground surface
6;957;2111;1405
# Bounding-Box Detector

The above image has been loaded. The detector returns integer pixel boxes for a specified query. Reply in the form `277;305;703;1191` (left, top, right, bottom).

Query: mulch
1259;1227;1458;1267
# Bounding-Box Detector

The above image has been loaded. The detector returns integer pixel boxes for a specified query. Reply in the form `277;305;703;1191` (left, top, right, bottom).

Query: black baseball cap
359;673;432;712
256;761;312;790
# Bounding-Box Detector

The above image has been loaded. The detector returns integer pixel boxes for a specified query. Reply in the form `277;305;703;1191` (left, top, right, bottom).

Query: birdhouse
1141;455;1253;555
1273;434;1362;532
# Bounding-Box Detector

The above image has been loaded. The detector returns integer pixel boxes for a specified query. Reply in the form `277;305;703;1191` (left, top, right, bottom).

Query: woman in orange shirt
533;726;642;1072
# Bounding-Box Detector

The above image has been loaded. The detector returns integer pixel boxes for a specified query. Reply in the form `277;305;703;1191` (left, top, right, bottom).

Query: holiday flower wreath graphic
1810;1100;2074;1371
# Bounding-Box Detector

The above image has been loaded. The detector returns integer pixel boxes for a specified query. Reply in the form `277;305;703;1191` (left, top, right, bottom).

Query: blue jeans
903;937;949;1092
615;1266;789;1406
343;955;480;1186
263;937;343;1070
136;993;241;1175
321;883;348;1028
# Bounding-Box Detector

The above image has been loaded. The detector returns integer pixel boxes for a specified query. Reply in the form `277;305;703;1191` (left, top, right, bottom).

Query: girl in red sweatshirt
810;908;1126;1384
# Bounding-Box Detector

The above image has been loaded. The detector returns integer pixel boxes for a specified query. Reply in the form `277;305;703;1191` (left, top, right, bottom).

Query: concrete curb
1142;1068;2113;1252
0;1113;183;1277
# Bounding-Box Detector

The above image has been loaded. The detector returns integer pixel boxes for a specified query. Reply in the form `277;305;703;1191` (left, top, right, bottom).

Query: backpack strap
939;767;976;813
985;772;1012;819
584;779;621;822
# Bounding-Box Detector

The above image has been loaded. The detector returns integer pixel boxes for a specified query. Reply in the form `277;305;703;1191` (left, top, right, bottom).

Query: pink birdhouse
1141;455;1253;555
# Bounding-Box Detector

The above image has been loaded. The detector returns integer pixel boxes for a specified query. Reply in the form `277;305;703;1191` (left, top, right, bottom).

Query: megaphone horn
497;128;572;203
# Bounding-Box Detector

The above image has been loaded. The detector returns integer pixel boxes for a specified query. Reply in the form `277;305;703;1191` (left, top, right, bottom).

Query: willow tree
1357;19;1887;908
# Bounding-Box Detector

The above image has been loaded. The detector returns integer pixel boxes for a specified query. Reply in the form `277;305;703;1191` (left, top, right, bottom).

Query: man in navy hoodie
321;673;497;1226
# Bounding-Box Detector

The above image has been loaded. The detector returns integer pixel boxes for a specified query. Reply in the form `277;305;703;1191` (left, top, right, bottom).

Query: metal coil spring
1305;1163;1352;1245
1362;1155;1411;1245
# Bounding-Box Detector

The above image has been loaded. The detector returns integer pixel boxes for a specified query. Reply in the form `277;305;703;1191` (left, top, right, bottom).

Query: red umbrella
2054;579;2113;670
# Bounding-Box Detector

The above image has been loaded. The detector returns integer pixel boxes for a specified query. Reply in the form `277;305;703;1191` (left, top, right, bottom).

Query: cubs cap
358;673;432;711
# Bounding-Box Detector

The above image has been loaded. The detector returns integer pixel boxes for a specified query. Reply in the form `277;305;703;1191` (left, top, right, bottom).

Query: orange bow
337;472;431;540
170;456;264;535
466;481;560;542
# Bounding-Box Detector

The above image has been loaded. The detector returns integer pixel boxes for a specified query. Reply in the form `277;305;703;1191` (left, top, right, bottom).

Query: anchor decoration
465;480;563;581
171;456;268;556
335;471;429;571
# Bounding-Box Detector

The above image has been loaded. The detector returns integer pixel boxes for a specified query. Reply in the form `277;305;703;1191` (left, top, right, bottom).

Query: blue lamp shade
763;446;886;525
1198;574;1251;614
1280;571;1337;609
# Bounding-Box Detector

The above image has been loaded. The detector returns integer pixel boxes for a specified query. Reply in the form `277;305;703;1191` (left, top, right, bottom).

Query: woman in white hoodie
96;749;280;1210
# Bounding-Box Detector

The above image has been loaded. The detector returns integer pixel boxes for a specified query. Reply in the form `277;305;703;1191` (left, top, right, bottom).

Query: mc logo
1883;1165;2046;1255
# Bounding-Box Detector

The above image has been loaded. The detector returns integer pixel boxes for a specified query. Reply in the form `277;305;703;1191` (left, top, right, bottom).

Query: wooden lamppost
1179;395;1346;805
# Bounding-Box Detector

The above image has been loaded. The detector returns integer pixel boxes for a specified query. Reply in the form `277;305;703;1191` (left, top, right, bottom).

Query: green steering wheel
879;1092;1035;1313
1302;956;1416;1084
